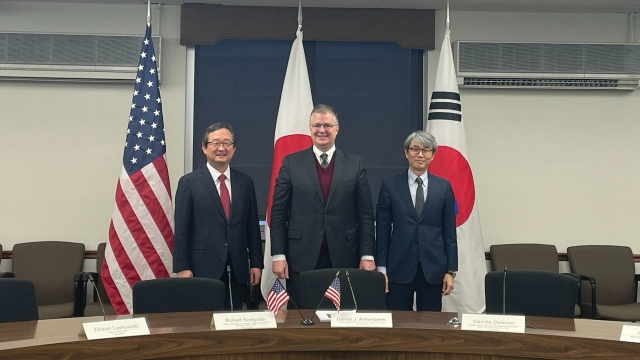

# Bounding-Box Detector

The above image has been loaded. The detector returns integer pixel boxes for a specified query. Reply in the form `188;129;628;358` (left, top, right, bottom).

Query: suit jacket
376;171;457;284
270;147;375;272
173;166;263;283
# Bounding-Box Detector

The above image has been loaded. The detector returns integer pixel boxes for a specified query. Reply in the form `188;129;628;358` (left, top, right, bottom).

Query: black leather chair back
133;277;226;314
485;270;578;318
0;278;39;323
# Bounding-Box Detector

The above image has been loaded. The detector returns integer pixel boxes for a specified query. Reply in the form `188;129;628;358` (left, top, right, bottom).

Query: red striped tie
219;174;231;220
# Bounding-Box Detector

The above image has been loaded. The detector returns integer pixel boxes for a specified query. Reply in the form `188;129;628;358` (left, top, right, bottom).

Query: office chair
0;278;39;323
490;243;594;318
485;269;578;318
298;268;386;310
567;245;640;321
10;241;85;319
132;277;226;314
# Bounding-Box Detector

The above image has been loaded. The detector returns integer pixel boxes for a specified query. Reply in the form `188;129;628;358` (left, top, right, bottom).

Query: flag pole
446;0;450;31
147;1;151;27
298;0;303;29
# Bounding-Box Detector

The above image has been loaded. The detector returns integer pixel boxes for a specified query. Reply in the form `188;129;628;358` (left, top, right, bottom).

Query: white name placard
620;325;640;343
83;318;150;340
212;311;277;331
461;314;525;333
330;312;393;328
315;310;355;322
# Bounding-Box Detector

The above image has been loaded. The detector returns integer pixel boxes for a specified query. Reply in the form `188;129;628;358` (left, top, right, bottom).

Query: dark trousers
219;257;246;311
287;253;333;307
386;262;442;311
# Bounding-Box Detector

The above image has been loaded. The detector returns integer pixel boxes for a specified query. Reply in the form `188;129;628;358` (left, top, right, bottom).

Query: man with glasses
270;104;376;305
174;122;263;311
376;130;457;311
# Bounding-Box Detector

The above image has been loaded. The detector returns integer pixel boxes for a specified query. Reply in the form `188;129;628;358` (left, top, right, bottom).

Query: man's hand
177;270;193;278
384;274;389;293
249;268;262;286
442;273;454;295
272;260;289;279
359;259;376;271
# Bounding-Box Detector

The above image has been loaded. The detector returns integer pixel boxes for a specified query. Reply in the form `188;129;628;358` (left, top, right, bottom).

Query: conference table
0;310;639;359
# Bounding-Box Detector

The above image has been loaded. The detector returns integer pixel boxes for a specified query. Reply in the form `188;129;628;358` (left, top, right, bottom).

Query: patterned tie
219;174;231;220
415;177;424;217
320;153;329;168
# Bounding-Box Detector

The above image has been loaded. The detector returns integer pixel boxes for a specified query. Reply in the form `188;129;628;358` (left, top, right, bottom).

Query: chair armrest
578;274;597;319
0;272;15;278
635;274;640;302
74;272;99;317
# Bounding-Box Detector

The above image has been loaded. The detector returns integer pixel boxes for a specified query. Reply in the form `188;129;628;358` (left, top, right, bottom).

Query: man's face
309;112;339;151
405;139;434;174
202;128;236;169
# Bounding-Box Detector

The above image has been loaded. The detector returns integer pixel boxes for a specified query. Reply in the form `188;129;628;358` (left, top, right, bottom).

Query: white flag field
426;28;486;314
260;26;314;302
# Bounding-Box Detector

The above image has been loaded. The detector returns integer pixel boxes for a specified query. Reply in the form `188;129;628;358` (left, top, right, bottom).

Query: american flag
324;276;341;310
267;279;290;316
101;23;174;315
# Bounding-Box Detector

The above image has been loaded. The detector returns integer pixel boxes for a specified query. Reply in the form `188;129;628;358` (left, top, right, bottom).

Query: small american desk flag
324;276;341;311
101;23;174;315
267;279;290;316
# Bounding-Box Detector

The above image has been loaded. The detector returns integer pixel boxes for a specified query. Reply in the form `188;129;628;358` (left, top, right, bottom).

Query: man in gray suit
376;130;457;311
270;104;376;305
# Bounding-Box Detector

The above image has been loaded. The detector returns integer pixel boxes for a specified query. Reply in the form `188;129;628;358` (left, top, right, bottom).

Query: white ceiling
7;0;640;13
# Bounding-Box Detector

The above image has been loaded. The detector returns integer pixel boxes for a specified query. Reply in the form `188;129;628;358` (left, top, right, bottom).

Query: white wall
0;2;186;252
428;11;640;253
1;3;639;258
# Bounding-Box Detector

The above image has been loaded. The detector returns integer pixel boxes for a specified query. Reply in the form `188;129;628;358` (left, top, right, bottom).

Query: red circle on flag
428;146;475;227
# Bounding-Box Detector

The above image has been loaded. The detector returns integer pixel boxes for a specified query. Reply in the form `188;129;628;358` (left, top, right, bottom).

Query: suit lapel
198;166;227;222
303;148;325;204
229;169;243;222
326;149;345;208
393;172;418;220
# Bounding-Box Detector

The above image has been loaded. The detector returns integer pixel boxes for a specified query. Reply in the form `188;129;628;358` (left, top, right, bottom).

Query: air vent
0;32;161;83
453;41;640;90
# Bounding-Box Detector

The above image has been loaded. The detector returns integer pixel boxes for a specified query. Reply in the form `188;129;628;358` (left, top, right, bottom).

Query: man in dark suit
270;104;376;305
174;123;263;310
376;130;457;311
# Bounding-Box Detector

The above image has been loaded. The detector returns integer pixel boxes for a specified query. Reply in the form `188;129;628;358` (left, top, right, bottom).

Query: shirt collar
206;162;231;181
408;169;427;184
313;145;336;158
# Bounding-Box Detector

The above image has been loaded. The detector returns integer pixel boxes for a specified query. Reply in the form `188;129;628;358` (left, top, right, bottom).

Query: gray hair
310;104;339;124
404;131;438;154
202;122;235;147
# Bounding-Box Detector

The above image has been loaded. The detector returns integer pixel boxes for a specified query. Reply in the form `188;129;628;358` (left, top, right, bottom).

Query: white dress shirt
206;162;232;202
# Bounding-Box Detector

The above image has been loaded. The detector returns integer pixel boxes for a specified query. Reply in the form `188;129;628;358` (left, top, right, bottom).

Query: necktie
219;174;231;220
320;153;329;168
415;177;424;217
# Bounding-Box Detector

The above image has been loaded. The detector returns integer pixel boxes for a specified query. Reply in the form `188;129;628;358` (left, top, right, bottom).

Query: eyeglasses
310;123;338;130
207;141;234;148
408;147;433;156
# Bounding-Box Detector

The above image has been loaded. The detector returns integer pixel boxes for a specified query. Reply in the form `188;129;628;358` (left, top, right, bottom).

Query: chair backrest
490;244;559;272
11;241;85;305
567;245;636;306
132;277;226;314
95;242;110;305
0;278;39;323
299;269;386;310
485;270;577;318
